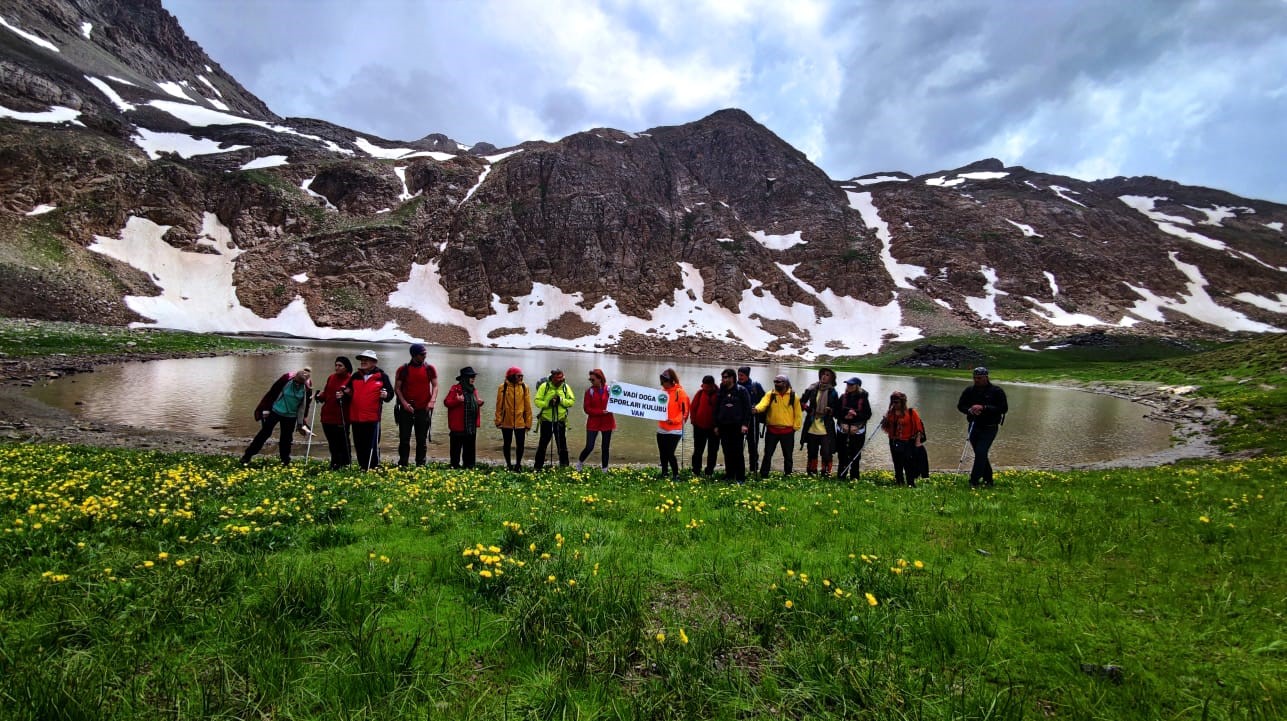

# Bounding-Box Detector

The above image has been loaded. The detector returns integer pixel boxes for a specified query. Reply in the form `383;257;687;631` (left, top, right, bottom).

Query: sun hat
355;349;378;361
773;374;790;384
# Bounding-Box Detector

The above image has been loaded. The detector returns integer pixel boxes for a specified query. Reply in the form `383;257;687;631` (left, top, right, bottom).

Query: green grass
836;333;1287;455
0;318;275;358
0;444;1281;720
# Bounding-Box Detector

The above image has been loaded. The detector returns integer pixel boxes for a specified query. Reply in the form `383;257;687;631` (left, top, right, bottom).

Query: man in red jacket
342;350;392;470
689;375;719;475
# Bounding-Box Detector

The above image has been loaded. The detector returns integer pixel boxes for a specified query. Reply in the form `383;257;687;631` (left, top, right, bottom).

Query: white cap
355;349;378;361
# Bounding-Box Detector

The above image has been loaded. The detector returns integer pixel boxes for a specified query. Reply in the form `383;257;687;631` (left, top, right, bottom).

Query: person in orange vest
342;350;392;470
394;343;438;467
880;390;926;487
657;368;690;480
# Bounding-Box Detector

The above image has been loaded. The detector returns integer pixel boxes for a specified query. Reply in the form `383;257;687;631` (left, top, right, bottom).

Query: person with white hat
341;349;392;470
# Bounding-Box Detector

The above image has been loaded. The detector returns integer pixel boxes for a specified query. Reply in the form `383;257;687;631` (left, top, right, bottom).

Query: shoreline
0;347;1227;469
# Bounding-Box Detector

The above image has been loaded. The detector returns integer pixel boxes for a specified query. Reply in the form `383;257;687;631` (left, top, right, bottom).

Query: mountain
2;0;1284;360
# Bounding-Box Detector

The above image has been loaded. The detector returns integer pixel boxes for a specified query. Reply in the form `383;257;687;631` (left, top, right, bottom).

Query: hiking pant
718;425;746;481
397;408;432;466
322;422;351;469
500;427;527;469
578;430;612;469
804;432;834;475
449;430;476;468
691;426;718;474
534;420;569;470
969;424;999;487
759;431;794;477
835;431;866;479
243;412;296;465
889;440;922;486
746;418;761;473
657;433;681;476
351;421;380;470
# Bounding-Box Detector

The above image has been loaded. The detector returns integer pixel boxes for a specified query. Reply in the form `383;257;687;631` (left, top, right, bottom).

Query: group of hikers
242;344;1008;487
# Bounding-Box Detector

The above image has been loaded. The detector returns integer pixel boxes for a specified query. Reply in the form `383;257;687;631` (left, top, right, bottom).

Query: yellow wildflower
866;592;878;606
784;600;794;609
656;632;666;644
679;628;689;645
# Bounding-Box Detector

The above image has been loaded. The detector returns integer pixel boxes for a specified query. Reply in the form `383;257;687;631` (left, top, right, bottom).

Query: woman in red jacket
342;349;392;471
577;368;616;472
689;375;719;475
444;366;484;468
317;356;352;469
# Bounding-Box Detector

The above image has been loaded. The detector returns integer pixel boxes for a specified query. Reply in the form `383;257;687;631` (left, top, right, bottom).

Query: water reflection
31;339;1174;469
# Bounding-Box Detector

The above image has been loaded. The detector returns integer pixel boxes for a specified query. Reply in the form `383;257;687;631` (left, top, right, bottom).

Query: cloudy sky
164;0;1287;203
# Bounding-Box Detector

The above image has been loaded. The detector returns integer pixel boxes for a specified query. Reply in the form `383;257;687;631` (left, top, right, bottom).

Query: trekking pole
955;422;974;476
370;418;381;470
838;421;868;478
304;396;319;462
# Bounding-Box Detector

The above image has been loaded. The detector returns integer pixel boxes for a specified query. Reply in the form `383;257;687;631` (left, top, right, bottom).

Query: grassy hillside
0;446;1280;720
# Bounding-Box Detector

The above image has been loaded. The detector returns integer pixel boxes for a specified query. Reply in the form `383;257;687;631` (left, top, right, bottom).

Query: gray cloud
163;0;1287;202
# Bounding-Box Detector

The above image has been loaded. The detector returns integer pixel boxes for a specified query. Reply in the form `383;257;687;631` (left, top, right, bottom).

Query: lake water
30;339;1175;470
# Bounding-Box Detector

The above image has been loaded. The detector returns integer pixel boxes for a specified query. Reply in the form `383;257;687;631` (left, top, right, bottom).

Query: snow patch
148;99;332;148
196;75;224;99
1120;195;1228;251
1232;292;1287;314
89;214;409;340
851;176;910;185
106;75;136;87
1125;252;1279;332
846;191;925;289
80;22;92;39
1049;185;1087;207
933;298;952;309
239;155;289;170
300;177;337;211
1184;204;1250;226
1024;297;1107;327
963;266;1025;328
1005;219;1042;238
1044;271;1059;296
354;136;456;161
85;76;135;112
749;230;804;250
156;81;196;102
25;204;57;216
1263;222;1283;232
291;273;309;283
0;104;81;124
0;16;59;53
132;128;247;159
393;166;418;201
924;176;965;187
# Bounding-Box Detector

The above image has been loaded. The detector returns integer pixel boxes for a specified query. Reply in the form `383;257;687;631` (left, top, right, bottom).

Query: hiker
577;368;615;471
533;369;575;470
342;350;392;471
241;366;313;466
444;366;484;468
657;368;690;479
737;367;767;474
957;366;1009;487
394;343;438;467
835;376;873;479
494;366;532;470
880;390;926;487
317;357;353;469
754;374;803;477
714;368;752;482
689;374;720;475
800;367;840;476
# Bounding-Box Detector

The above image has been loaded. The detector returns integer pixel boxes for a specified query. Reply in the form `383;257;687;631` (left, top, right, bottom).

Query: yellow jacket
494;380;532;429
755;389;803;431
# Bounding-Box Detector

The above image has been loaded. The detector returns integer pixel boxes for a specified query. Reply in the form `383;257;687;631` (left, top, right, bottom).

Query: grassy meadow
0;332;1283;720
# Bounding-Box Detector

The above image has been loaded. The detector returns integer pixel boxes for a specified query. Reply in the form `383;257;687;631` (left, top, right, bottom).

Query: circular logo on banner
657;392;668;404
610;384;623;397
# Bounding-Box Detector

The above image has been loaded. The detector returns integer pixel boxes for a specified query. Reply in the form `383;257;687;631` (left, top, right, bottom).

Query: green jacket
534;380;575;423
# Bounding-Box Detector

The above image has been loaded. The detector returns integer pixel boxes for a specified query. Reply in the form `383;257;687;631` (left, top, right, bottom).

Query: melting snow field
89;214;408;341
0;104;81;125
1125;252;1279;332
133;128;247;160
846;191;925;290
0;15;59;53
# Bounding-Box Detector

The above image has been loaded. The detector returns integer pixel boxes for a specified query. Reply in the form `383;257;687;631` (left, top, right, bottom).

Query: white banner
606;381;669;421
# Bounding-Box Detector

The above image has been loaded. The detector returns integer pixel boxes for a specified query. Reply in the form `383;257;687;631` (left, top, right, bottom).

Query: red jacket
319;371;350;425
689;386;717;430
345;368;392;423
444;383;484;431
582;385;616;432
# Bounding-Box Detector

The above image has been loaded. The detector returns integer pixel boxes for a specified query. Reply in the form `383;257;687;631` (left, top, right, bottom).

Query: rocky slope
1;0;1284;360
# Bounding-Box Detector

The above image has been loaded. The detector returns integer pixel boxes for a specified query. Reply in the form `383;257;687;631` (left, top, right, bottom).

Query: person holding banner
577;368;615;471
754;374;803;477
534;369;575;470
657;368;690;480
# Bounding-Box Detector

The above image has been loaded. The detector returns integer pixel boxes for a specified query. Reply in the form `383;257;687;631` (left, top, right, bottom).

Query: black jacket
957;383;1008;426
714;384;752;427
838;388;872;426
